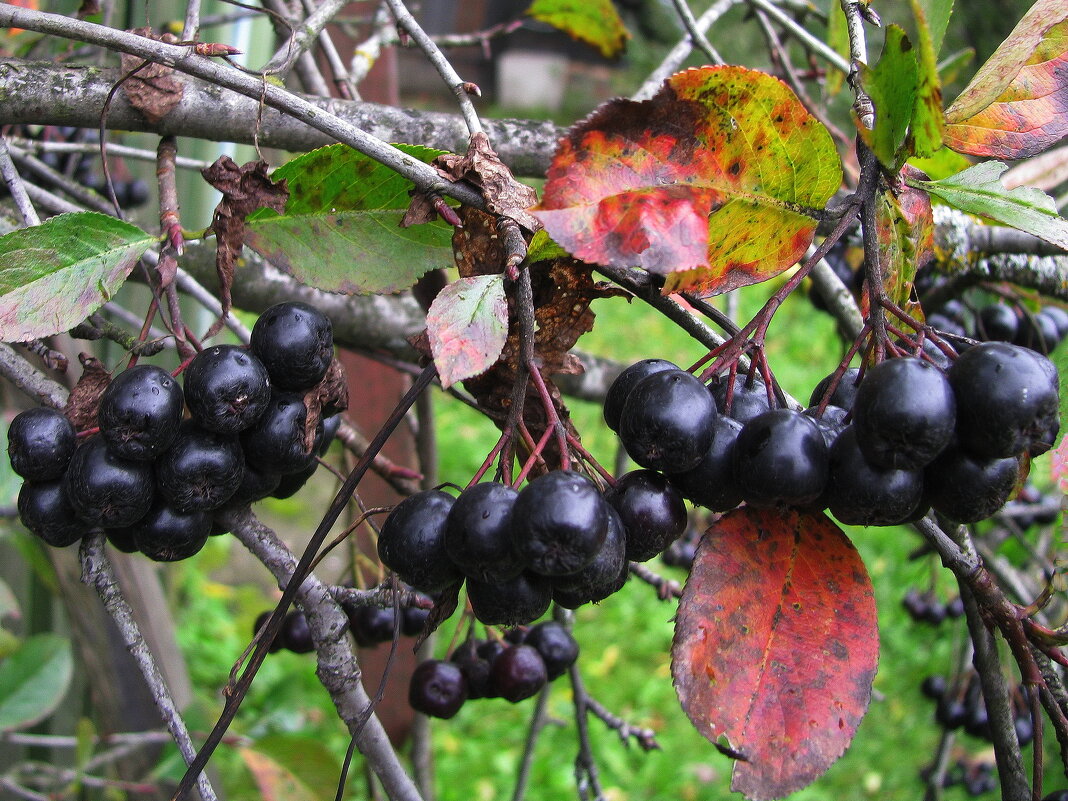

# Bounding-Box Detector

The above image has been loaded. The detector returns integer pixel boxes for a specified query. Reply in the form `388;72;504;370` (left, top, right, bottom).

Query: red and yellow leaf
672;506;878;801
532;66;842;297
945;8;1068;159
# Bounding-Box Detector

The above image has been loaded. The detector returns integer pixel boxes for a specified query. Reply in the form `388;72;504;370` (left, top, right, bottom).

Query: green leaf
920;0;953;58
526;230;569;263
245;144;454;295
908;161;1068;250
240;734;342;801
0;213;155;342
0;632;73;732
824;0;850;97
527;0;629;58
908;0;945;157
860;25;919;169
427;274;508;389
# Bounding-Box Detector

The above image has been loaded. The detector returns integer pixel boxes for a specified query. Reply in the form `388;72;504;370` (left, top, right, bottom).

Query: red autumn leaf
672;506;878;801
532;66;842;296
944;10;1068;159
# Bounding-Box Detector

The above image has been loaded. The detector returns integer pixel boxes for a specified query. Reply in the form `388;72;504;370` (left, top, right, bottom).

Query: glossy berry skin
17;479;85;547
977;303;1019;342
281;610;315;653
605;469;686;562
346;605;397;647
551;505;628;609
409;660;468;718
126;501;211;562
1042;306;1068;338
925;445;1019;523
225;459;281;508
618;370;717;473
377;490;462;594
603;359;678;432
183;344;271;433
1015;310;1062;354
253;610;283;653
488;644;548;703
63;436;154;528
510;470;608;577
444;482;524;583
98;364;184;461
733;409;829;508
524;621;579;680
250;301;334;391
156;423;244;512
467;571;552;626
667;415;744;513
241;391;324;475
8;407;76;480
809;367;862;411
709;374;771;423
950;342;1060;458
269;414;339;499
824;426;924;526
450;640;495;699
851;357;955;469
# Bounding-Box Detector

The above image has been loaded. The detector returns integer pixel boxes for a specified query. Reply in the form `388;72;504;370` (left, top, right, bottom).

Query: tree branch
0;60;562;178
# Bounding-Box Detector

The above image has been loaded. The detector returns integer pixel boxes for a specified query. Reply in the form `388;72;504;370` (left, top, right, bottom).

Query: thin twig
7;137;214;170
668;0;724;65
633;0;738;100
0;135;42;226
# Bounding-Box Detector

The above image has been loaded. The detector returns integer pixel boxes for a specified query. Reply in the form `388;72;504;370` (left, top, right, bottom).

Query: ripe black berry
925;445;1019;523
250;301;334;391
467;571;552;626
824;426;923;526
444;482;524;583
156;422;244;512
851;357;955;469
605;469;686;562
488;644;548;703
603;358;678;432
377;489;463;593
551;505;628;608
281;610;315;653
8;407;76;480
126;501;211;562
977;303;1018;342
450;640;495;699
98;364;184;460
732;409;829;507
409;659;468;718
253;610;283;653
63;436;154;528
709;373;771;423
618;370;717;472
950;342;1060;458
809;366;862;410
346;605;397;647
524;621;579;680
17;479;85;547
241;391;324;475
183;344;271;433
510;470;608;577
667;415;744;513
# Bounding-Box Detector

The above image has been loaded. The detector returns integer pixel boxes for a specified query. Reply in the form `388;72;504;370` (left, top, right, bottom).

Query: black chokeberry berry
377;490;463;594
250;301;334;391
467;571;552;626
184;344;271;433
925;445;1019;523
489;644;548;703
732;409;828;507
510;470;608;577
605;469;686;562
709;373;771;423
444;482;524;583
253;610;283;653
98;364;184;461
17;479;85;547
409;659;468;718
824;426;923;526
667;415;744;513
126;501;211;562
241;391;324;475
551;505;628;609
156;422;244;513
8;407;76;480
603;359;678;433
281;610;315;653
524;621;579;680
63;435;154;528
618;370;717;472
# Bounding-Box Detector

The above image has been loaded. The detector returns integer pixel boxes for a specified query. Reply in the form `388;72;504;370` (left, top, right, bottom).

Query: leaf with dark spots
875;177;931;319
245;144;453;294
672;506;878;801
65;354;111;433
533;66;842;296
944;6;1068;159
119;28;184;124
427;275;508;389
203;157;288;320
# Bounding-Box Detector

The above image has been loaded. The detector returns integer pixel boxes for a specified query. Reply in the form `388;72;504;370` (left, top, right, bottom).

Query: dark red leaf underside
672;506;878;800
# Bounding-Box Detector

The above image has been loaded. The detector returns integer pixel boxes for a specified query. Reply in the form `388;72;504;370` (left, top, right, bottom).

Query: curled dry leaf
202;157;289;323
65;353;111;433
119;28;184;124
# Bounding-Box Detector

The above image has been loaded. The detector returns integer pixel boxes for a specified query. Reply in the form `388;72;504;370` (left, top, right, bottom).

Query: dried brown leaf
433;133;540;230
65;353;111;432
119;29;184;124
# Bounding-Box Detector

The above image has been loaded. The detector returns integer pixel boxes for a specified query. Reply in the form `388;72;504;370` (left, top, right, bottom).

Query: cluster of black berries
928;297;1068;357
608;341;1059;527
408;621;579;718
901;589;965;626
253;597;431;655
9;301;342;560
376;466;686;625
922;672;1035;747
921;756;998;797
